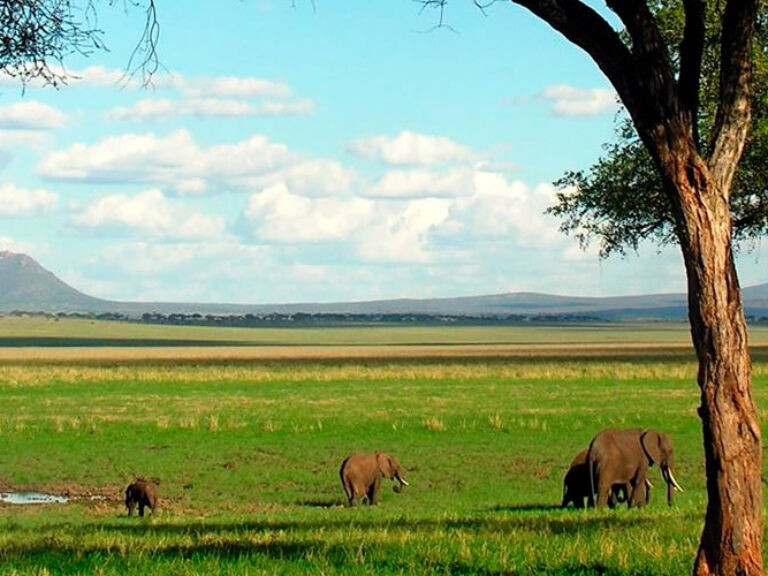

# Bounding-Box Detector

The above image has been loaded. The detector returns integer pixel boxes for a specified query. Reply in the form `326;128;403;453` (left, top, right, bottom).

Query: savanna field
1;318;768;575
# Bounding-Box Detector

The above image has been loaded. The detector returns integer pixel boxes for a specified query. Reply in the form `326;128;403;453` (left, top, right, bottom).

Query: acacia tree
460;1;762;574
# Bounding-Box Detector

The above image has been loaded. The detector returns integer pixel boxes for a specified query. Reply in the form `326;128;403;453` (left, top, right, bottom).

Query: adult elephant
562;448;651;509
587;429;683;508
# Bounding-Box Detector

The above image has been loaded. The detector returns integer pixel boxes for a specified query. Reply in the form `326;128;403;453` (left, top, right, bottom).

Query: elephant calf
125;478;158;517
340;453;409;506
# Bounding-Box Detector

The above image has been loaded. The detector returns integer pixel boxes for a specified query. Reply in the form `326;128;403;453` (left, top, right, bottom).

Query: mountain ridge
1;251;766;320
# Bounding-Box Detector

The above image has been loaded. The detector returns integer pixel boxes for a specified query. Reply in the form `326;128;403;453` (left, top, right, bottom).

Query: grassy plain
0;319;767;575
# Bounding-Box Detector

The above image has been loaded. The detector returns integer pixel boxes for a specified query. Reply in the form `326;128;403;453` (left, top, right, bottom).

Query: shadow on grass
0;511;696;575
489;504;562;512
18;510;667;539
0;539;638;576
295;498;344;508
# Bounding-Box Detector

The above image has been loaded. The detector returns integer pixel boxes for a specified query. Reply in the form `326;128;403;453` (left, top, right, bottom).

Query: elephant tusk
668;470;683;492
399;478;409;487
645;478;654;489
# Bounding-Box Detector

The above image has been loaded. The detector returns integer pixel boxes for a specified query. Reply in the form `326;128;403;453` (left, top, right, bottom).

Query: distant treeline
3;310;768;326
2;310;604;326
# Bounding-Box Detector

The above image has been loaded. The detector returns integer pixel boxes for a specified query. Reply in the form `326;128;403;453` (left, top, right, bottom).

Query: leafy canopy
549;1;768;257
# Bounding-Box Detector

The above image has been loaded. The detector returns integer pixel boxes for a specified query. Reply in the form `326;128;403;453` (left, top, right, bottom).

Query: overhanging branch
709;0;758;194
679;0;705;149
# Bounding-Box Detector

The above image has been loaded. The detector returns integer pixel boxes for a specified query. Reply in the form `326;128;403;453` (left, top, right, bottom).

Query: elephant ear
376;453;395;479
640;430;664;466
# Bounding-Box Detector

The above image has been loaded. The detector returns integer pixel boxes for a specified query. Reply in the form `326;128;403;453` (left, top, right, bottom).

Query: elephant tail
339;457;352;500
587;441;597;508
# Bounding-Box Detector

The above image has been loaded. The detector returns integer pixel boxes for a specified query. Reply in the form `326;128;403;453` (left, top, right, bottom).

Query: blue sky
0;1;764;304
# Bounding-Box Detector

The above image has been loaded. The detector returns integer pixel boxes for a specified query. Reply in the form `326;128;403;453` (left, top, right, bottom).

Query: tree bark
659;144;763;576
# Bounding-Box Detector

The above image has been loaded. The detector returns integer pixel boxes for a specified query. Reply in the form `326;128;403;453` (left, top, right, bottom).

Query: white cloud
0;183;58;216
182;75;292;99
450;172;562;245
244;183;374;242
109;97;313;121
38;130;296;192
72;188;226;240
365;168;474;199
0;236;40;256
0;101;67;130
250;160;356;197
347;131;474;166
100;241;272;275
540;85;619;117
109;98;254;121
563;242;601;262
357;198;452;263
257;99;314;117
0;130;54;151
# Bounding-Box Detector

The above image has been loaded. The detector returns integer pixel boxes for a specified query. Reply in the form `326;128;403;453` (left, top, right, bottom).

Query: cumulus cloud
181;75;293;99
0;130;54;151
38;130;354;197
109;97;314;121
99;240;272;275
540;85;619;117
0;101;67;130
450;172;562;245
244;183;374;242
249;160;356;197
357;198;452;263
0;236;40;255
347;131;474;166
38;130;296;192
0;183;58;216
365;168;474;199
72;188;226;240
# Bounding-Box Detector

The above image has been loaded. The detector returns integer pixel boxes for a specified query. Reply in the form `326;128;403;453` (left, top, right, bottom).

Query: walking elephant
339;453;409;506
125;478;158;517
587;428;683;508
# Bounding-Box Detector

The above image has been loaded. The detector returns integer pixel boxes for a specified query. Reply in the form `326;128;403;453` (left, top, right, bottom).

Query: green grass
0;321;767;574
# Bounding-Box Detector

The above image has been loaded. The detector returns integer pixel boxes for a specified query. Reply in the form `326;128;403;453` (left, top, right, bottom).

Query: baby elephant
340;453;409;506
125;479;158;517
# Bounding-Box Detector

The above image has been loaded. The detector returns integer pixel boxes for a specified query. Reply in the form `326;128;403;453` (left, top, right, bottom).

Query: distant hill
1;251;766;321
0;251;112;313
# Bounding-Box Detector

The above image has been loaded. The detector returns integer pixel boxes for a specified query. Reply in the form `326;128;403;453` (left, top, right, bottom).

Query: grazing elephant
562;449;652;508
587;429;682;508
340;453;409;506
125;479;158;517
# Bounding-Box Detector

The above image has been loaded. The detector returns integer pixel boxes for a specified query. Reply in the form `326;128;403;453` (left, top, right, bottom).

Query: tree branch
678;0;706;149
708;0;759;195
509;0;638;109
605;0;678;118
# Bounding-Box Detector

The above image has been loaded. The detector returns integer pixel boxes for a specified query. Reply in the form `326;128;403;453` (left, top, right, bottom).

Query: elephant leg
629;478;647;509
596;478;612;508
139;503;145;517
369;478;381;506
127;503;135;516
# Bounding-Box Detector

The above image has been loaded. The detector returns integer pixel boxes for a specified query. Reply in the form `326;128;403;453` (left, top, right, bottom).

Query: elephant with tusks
587;429;683;508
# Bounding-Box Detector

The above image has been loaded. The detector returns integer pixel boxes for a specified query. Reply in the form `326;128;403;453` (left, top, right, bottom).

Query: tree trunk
663;151;763;576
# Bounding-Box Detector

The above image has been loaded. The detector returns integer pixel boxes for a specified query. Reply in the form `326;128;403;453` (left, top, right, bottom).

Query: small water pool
0;492;69;504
